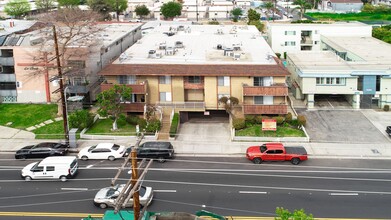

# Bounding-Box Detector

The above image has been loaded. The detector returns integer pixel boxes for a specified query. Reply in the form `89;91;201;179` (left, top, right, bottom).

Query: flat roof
114;24;278;65
0;20;36;36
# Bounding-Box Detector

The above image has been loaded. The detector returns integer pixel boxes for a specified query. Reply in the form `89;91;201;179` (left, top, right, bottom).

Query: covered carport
313;94;353;109
180;110;229;123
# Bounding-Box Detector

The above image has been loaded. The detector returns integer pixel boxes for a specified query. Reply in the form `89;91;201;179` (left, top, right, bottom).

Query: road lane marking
61;188;88;191
239;191;268;194
154;189;177;193
86;165;94;168
329;193;359;196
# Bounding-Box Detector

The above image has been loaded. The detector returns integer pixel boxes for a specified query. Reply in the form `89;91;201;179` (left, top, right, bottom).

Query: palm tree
293;0;311;19
260;1;274;20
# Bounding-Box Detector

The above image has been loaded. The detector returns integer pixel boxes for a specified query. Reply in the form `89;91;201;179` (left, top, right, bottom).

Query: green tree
57;0;80;8
247;8;260;21
293;0;311;20
372;25;391;44
87;0;112;20
275;207;314;220
69;109;94;130
261;2;274;19
108;0;128;21
97;85;132;130
135;5;150;19
35;0;55;13
248;20;264;32
4;0;31;19
160;1;182;19
230;8;242;22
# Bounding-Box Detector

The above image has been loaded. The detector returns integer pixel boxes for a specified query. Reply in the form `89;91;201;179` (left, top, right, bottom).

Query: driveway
296;109;390;144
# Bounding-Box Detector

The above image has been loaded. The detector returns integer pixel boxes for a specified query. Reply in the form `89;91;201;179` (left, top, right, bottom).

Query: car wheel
291;158;300;165
25;176;32;181
81;156;88;161
60;176;67;182
157;157;166;163
253;158;262;164
99;203;108;209
108;156;115;161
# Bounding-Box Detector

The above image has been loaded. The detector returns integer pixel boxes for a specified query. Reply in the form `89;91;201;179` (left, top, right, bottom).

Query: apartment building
266;22;372;55
99;24;289;121
286;36;391;109
0;21;142;103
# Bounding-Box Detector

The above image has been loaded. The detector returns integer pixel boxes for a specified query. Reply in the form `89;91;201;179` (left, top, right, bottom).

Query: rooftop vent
119;52;128;62
165;46;176;56
233;53;241;60
185;27;191;33
224;48;234;57
217;44;223;50
148;50;156;58
232;44;241;51
175;41;184;48
178;25;185;31
159;42;166;50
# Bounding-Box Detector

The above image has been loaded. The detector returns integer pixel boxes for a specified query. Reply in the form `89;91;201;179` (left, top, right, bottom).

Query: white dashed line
61;188;89;191
329;193;358;196
154;190;177;193
86;165;94;168
239;191;268;194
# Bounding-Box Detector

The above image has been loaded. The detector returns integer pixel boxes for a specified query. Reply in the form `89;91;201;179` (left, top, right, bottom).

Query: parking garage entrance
180;110;229;123
314;94;352;109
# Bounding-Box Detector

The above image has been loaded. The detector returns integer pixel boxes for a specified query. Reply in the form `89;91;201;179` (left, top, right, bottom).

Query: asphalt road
0;156;391;219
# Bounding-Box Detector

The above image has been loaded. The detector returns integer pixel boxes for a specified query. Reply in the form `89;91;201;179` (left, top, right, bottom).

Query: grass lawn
85;119;137;136
306;12;391;21
34;120;66;139
0;104;58;129
236;124;306;137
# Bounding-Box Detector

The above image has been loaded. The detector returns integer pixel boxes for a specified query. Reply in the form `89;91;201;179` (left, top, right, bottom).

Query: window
67;60;85;68
254;77;272;86
46;166;55;172
254;77;263;86
376;75;381;92
314;41;319;45
316;77;346;85
118;75;136;84
33;166;44;172
254;96;263;104
275;150;283;154
285;41;296;46
218;76;230;86
188;76;201;84
159;76;171;84
284;31;296;35
160;92;172;102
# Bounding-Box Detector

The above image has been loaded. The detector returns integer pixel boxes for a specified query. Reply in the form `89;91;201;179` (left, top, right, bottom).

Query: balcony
156;101;205;110
300;37;313;45
243;104;288;115
122;102;145;112
0;57;14;66
0;73;16;82
101;81;147;94
184;78;204;90
243;84;288;96
67;85;88;94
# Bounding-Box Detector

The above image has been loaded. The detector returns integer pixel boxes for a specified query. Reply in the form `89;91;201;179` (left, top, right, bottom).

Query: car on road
288;14;293;18
386;126;391;137
94;184;153;209
124;141;175;163
246;143;308;165
15;142;69;159
78;143;125;161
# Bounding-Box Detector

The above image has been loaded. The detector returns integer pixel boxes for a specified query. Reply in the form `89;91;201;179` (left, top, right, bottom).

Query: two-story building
99;24;289;122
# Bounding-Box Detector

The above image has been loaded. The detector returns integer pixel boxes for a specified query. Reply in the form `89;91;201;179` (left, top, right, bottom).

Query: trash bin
69;128;78;148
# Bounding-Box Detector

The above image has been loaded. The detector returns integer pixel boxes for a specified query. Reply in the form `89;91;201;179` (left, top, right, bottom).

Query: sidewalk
1;125;391;159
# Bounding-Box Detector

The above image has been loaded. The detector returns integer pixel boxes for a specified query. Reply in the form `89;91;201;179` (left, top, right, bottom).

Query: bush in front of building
285;112;292;123
145;119;161;133
297;115;306;126
272;116;285;125
384;105;390;112
126;115;140;125
245;115;257;125
169;113;179;138
116;114;127;127
69;109;94;130
233;117;246;130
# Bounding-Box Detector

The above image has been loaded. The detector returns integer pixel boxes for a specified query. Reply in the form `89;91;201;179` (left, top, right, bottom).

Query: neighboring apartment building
99;24;289;121
286;36;391;109
266;22;372;55
319;0;363;12
0;21;142;103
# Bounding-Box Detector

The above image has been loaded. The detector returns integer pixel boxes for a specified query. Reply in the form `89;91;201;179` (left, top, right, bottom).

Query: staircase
158;108;172;140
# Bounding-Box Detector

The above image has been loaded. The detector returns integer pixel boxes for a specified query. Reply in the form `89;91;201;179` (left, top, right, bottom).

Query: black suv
15;142;69;159
124;142;174;163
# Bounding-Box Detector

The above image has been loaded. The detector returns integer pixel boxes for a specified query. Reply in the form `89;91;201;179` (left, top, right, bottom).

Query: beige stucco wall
273;96;285;104
232;76;252;103
302;77;357;94
205;76;217;109
380;78;391;94
186;90;204;101
159;83;171;92
244;96;253;104
146;76;159;103
172;76;184;102
273;76;286;84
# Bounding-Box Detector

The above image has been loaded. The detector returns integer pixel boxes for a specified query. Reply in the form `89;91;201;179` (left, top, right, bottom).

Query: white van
21;156;78;182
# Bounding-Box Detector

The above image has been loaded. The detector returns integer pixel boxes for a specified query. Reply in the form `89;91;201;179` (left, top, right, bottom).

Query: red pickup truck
246;143;308;165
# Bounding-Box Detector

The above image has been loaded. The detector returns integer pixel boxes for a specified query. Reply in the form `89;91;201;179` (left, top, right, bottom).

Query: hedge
169;113;179;138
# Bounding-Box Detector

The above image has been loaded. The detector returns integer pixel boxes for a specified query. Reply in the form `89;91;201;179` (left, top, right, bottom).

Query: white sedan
78;143;126;161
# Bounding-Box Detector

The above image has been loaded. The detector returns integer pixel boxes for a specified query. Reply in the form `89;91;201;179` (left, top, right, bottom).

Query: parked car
246;143;308;165
124;141;174;163
78;143;125;161
386;126;391;137
21;156;78;182
94;184;153;209
15;142;69;159
288;14;293;18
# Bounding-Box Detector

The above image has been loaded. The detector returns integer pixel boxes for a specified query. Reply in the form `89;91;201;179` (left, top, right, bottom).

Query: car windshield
88;146;97;152
138;186;146;196
106;185;122;197
112;144;120;151
260;146;267;153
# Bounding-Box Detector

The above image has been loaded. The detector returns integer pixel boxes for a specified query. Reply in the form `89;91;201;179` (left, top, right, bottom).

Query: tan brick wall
273;96;285;104
172;76;184;102
273;76;286;84
205;76;217;109
146;76;159;103
232;76;252;103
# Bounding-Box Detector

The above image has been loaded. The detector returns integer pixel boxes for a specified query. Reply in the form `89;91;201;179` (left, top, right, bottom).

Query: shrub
208;20;219;25
245;115;256;124
273;116;285;125
297;115;306;126
169;113;179;137
68;109;93;130
285;112;292;123
138;118;147;130
290;119;299;127
255;115;264;124
116;114;127;127
145;119;161;132
233;118;246;130
126;115;140;125
275;53;281;59
384;105;390;112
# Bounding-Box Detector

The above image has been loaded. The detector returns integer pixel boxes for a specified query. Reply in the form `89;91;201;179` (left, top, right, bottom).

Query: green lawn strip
306;12;391;21
34;120;81;140
236;125;306;137
0;104;58;129
85;119;137;136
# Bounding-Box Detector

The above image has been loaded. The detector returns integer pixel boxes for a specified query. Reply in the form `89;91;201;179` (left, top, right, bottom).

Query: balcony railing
243;104;288;115
67;85;88;94
300;38;313;45
0;73;16;82
122;102;145;112
184;78;204;90
243;84;288;96
0;57;14;66
156;101;205;110
101;82;147;94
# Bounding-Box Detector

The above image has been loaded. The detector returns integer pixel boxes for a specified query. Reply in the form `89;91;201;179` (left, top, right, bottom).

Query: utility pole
52;25;69;144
